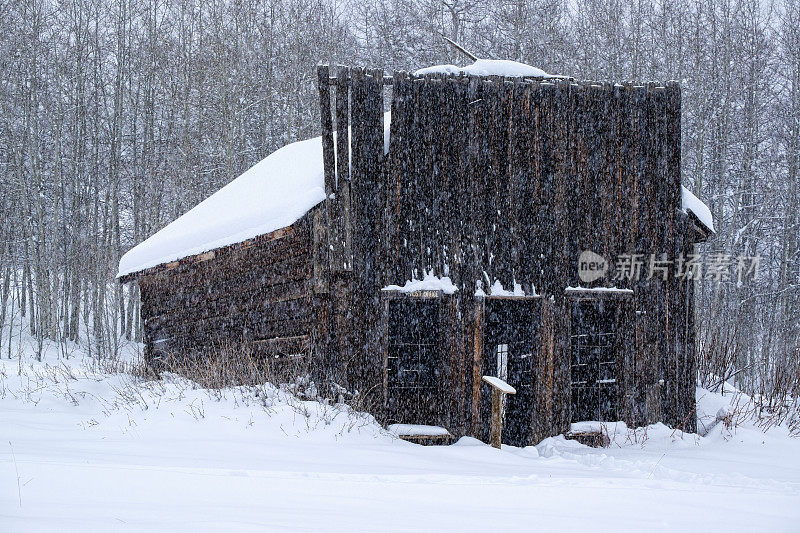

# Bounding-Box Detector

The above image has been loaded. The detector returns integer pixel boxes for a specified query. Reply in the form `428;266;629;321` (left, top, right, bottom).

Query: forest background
1;0;798;401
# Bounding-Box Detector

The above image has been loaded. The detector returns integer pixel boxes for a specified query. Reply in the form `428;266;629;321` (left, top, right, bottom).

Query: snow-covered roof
118;114;391;278
681;185;715;233
118;72;712;280
414;59;554;78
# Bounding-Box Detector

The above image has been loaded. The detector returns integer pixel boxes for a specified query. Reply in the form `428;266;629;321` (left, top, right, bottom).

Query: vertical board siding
371;73;692;435
133;69;699;446
350;67;386;405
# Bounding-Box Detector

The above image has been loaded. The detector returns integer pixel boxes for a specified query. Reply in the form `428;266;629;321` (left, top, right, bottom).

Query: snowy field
1;344;799;532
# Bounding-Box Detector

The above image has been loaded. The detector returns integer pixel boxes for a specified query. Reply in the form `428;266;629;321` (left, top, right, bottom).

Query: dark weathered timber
136;212;315;367
373;74;699;438
333;65;352;273
120;224;300;284
453;75;475;436
348;66;386;406
313;70;336;384
124;67;705;448
318;65;336;199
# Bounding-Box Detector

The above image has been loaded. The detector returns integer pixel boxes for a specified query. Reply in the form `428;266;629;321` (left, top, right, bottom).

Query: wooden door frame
472;295;543;443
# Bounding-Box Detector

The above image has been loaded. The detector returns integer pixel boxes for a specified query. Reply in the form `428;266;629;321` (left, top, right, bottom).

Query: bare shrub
698;321;743;392
155;340;310;391
139;340;377;432
698;319;800;436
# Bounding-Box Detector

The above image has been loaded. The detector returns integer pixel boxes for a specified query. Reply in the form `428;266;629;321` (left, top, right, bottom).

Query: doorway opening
481;299;538;447
386;298;441;424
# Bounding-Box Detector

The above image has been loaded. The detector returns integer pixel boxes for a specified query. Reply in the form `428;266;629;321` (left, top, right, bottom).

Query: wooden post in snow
482;376;516;449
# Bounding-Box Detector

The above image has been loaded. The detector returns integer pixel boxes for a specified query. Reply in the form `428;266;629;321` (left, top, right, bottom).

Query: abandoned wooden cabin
118;61;714;446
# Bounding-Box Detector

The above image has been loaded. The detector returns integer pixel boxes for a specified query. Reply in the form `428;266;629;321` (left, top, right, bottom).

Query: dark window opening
570;299;619;422
387;299;441;424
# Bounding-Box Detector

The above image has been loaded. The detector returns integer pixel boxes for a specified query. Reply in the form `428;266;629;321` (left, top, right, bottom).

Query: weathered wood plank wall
321;72;669;432
139;213;315;368
349;67;386;408
131;67;697;442
375;73;691;432
112;61;707;449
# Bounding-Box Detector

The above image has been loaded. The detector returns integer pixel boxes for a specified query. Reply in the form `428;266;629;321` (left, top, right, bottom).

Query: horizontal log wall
138;212;315;366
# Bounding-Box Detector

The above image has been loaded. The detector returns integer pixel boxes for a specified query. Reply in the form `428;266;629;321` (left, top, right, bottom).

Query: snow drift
1;345;799;532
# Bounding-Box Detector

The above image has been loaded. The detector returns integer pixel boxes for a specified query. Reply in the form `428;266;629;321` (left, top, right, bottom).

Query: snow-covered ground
1;344;798;532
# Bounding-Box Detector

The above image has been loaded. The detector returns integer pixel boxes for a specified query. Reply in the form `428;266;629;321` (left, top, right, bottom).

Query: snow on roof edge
118;113;391;279
381;271;458;294
565;286;633;294
681;185;715;233
414;58;556;78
